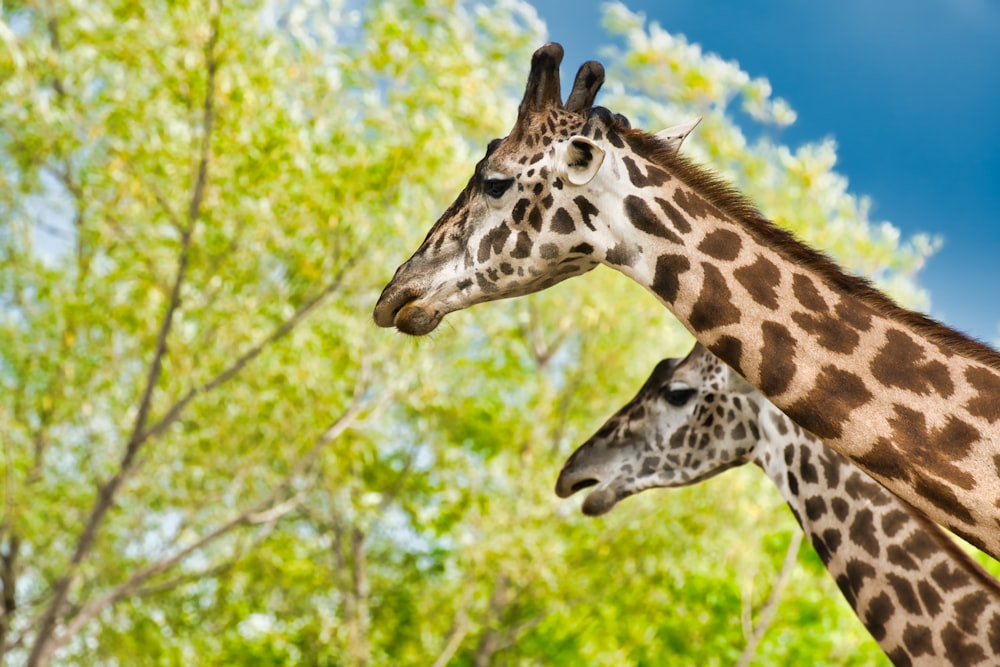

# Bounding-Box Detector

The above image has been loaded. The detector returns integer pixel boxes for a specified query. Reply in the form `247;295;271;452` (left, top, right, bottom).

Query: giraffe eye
663;387;696;407
483;178;514;199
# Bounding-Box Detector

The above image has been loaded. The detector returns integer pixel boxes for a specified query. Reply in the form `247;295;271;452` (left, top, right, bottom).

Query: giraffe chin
393;302;442;336
581;486;622;516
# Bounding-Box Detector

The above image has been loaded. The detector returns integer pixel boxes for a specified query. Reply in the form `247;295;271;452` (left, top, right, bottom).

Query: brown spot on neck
965;366;1000;423
688;263;741;332
871;329;955;398
733;255;781;311
784;366;872;440
697;228;742;261
758;321;796;396
650;254;691;304
790;309;861;354
709;335;745;377
624;195;683;244
792;273;828;312
885;404;979;490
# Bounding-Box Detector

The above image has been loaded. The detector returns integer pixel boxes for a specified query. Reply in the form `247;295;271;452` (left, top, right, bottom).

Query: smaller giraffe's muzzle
555;467;625;516
555;446;628;516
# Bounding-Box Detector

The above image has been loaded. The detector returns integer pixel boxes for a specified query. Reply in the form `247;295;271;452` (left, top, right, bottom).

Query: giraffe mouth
569;478;598;493
373;284;443;335
555;469;625;516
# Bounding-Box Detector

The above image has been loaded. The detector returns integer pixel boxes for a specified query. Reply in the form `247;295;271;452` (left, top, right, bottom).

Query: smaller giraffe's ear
558;136;605;186
655;118;701;156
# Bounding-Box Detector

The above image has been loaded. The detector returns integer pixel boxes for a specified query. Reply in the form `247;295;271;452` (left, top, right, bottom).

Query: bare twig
140;262;353;444
45;18;66;98
518;301;570;370
736;530;803;667
431;604;471;667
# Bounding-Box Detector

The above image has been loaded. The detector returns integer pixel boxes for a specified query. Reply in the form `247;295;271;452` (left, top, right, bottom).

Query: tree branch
56;491;304;645
139;261;352;445
736;530;803;667
431;604;471;667
46;376;373;654
0;535;20;662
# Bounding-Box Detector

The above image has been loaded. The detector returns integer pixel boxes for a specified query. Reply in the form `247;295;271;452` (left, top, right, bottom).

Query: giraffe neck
752;402;1000;665
591;148;1000;557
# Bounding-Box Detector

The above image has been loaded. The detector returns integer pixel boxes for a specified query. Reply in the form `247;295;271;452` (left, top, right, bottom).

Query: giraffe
373;43;1000;558
556;343;1000;665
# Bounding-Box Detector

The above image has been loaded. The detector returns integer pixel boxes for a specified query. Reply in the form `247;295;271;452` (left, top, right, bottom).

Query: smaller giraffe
557;343;1000;666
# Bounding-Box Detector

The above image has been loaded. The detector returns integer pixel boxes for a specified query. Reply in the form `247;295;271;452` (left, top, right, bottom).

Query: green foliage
0;0;986;665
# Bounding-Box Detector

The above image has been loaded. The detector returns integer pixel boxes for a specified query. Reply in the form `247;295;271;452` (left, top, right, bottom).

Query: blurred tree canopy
0;0;988;665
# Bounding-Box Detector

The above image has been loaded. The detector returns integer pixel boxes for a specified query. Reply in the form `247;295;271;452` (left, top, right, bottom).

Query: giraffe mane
614;122;1000;372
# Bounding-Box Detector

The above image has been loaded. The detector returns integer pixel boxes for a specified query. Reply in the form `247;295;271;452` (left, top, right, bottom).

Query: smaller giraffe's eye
483;178;514;199
662;385;696;407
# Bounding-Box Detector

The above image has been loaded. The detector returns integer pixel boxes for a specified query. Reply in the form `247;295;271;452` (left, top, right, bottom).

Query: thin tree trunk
350;526;370;667
0;534;20;662
473;575;508;667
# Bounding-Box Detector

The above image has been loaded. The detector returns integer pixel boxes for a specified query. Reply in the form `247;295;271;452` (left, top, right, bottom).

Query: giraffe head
373;43;696;334
555;343;761;515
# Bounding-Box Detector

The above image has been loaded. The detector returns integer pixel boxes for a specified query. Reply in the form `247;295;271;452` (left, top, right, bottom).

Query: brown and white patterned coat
557;343;1000;666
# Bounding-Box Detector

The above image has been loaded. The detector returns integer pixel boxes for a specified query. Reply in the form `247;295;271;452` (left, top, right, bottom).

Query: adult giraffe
373;43;1000;558
557;343;1000;665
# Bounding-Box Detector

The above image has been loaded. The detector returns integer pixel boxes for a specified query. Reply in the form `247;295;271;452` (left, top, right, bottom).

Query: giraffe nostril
570;478;599;493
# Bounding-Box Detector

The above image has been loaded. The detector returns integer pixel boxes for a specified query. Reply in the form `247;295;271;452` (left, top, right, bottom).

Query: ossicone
518;42;565;117
565;61;605;112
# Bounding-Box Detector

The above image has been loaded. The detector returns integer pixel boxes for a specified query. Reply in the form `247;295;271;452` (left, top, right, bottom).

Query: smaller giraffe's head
556;343;761;515
373;43;696;334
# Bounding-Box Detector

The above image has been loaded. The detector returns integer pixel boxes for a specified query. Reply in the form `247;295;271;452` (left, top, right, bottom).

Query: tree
0;0;986;665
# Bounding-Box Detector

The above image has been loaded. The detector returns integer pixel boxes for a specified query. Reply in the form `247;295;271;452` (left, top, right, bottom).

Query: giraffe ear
558;136;606;186
655;118;701;156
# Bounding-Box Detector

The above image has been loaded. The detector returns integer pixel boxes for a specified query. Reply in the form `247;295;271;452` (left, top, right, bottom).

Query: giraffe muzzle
555;464;625;515
373;281;443;335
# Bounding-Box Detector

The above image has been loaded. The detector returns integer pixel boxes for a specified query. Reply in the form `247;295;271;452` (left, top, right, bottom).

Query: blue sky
530;0;1000;343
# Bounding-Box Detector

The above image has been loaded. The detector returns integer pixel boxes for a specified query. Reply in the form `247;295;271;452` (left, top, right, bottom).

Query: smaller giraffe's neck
593;147;1000;558
752;401;1000;665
